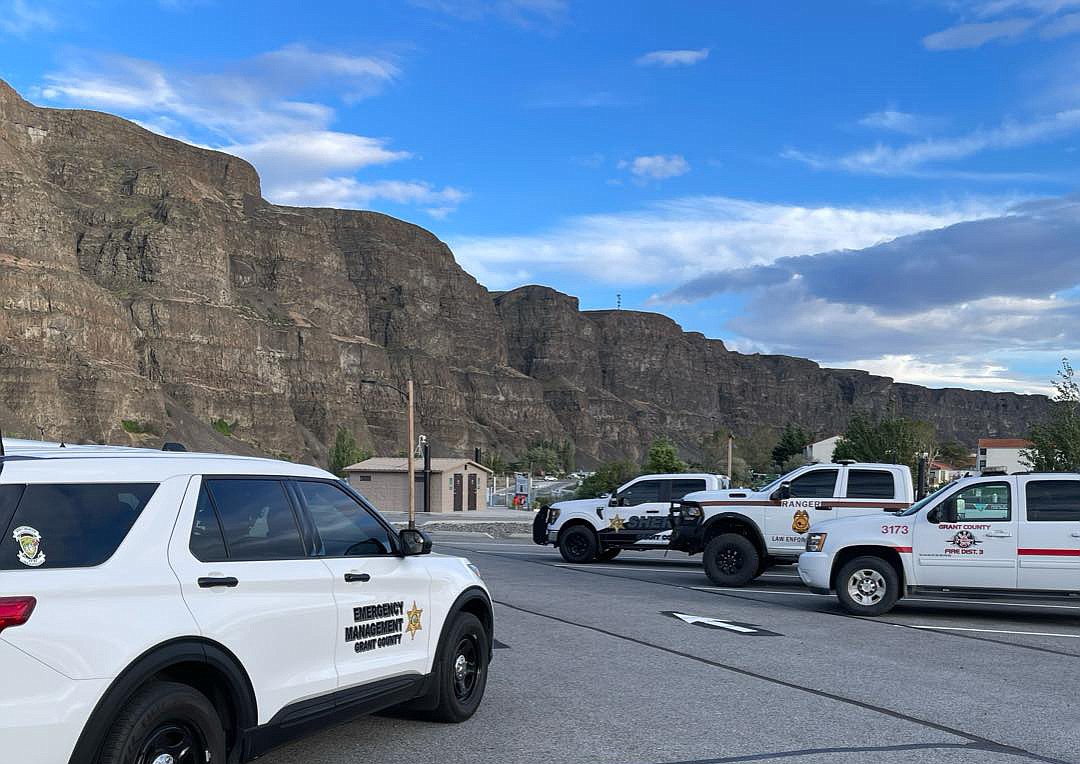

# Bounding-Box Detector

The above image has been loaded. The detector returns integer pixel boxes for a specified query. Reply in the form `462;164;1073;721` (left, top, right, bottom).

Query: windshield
898;482;953;517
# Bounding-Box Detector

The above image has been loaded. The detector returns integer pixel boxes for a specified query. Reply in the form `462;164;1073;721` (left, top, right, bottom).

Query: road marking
905;624;1080;639
662;611;782;636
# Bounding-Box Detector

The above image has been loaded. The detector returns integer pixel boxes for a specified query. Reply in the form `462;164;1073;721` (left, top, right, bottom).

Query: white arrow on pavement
669;612;758;633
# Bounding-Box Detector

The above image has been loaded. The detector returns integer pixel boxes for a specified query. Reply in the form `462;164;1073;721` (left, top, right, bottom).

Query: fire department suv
0;442;492;764
532;473;731;563
799;471;1080;615
670;462;914;586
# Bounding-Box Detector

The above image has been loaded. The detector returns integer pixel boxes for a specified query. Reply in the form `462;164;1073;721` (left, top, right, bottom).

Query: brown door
468;473;478;511
453;473;463;511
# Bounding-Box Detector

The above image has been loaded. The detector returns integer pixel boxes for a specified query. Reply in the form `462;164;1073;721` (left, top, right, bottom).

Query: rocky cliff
0;80;1051;466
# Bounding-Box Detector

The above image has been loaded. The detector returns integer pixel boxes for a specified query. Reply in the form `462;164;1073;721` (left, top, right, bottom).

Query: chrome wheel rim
847;568;886;606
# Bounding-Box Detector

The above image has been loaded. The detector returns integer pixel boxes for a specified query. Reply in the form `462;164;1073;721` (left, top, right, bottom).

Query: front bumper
0;638;109;764
667;511;705;553
797;551;832;593
532;507;551;545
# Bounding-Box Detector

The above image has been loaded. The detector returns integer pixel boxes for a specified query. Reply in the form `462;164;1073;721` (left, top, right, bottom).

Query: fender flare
703;512;767;555
68;637;258;764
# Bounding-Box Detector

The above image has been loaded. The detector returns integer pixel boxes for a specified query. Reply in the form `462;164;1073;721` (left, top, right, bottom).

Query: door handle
198;577;238;589
984;531;1013;538
344;573;371;583
646;510;660;514
1070;532;1080;538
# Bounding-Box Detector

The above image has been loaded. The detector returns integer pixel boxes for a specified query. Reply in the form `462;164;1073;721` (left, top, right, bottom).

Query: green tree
483;453;511;475
558;439;576;473
513;442;562;475
1024;358;1080;471
576;460;639;499
329;427;370;477
832;412;936;471
937;441;974;468
700;429;732;473
644;436;688;474
772;423;811;468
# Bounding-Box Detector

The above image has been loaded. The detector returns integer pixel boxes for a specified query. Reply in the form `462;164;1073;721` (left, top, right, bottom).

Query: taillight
0;597;36;634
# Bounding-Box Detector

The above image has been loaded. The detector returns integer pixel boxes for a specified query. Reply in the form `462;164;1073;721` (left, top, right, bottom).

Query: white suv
0;444;492;764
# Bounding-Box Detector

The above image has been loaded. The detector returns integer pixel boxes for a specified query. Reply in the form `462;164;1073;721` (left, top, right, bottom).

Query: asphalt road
262;535;1080;764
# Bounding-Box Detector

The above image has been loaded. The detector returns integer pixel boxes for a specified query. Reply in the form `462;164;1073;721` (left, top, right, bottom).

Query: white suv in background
0;444;492;764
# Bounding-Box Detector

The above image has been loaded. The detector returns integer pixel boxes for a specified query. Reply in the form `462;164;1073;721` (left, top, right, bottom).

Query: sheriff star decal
608;514;626;531
406;601;423;640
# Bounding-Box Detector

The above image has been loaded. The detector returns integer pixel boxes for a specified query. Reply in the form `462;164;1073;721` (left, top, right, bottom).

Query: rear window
0;483;158;570
1026;480;1080;522
846;470;896;499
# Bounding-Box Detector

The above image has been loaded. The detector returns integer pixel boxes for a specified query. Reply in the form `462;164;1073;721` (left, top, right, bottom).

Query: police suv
532;473;730;563
0;441;492;764
798;470;1080;615
669;462;913;586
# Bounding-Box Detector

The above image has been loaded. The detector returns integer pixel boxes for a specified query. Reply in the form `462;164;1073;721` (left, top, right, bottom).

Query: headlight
805;533;827;552
463;560;482;578
682;505;703;520
547;508;561;524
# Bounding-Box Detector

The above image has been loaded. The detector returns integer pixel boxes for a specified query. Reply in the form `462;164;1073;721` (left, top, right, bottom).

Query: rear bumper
0;638;108;764
797;552;832;592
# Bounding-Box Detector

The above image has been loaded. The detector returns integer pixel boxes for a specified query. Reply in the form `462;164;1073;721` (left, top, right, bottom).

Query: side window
189;484;228;562
0;483;157;570
788;469;839;499
620;480;663;506
951;482;1011;522
1026;480;1080;522
205;479;305;560
670;479;707;501
295;481;394;557
846;470;896;499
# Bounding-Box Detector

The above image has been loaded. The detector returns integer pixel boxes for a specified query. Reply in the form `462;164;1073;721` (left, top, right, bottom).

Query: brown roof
977;438;1033;449
344;457;493;475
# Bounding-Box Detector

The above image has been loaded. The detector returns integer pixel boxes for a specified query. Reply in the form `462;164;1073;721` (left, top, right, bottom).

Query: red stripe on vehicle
894;546;913;553
1018;548;1080;556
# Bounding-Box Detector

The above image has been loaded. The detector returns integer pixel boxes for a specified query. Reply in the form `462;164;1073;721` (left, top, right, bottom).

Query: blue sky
3;0;1080;394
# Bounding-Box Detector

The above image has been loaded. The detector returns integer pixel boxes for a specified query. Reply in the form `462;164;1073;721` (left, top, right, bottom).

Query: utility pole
727;433;734;479
407;379;415;529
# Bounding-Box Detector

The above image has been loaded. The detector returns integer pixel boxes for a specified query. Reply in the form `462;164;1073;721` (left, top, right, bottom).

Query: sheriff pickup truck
532;473;730;563
799;470;1080;615
669;462;913;586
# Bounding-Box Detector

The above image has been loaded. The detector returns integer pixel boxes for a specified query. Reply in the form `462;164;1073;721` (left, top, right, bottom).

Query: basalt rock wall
0;80;1051;466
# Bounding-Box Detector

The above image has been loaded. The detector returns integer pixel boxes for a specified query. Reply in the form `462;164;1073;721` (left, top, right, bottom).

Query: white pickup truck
799;470;1080;615
669;461;913;586
532;473;730;563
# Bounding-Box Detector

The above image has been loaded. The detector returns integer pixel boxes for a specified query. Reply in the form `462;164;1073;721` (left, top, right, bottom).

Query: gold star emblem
608;514;626;531
405;601;423;640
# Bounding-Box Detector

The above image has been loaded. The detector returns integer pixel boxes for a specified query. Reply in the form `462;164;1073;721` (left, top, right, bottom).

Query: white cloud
267;178;468;217
449;195;1004;290
923;18;1036;50
619;154;690;179
636;48;710;67
786;108;1080;175
36;47;467;217
858;109;948;136
1040;10;1080;35
0;0;54;37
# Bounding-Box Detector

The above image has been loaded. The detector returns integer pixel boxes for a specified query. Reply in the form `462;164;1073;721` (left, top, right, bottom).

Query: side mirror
772;482;792;501
608;495;619;507
399;528;432;556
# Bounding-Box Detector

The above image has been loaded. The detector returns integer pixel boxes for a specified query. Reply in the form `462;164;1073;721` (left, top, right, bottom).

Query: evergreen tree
644;436;688;474
329;427;370;477
1024;358;1080;471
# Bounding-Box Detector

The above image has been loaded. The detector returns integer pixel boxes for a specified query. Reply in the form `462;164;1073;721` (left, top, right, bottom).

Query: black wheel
703;533;760;587
558;525;599;563
596;548;621;562
99;681;226;764
428;612;489;723
835;556;900;616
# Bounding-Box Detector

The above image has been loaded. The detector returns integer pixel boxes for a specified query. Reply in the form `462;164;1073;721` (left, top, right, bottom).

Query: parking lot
264;534;1080;764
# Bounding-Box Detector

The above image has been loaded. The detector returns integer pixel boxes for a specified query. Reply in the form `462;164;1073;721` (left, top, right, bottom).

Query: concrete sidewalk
381;507;538;538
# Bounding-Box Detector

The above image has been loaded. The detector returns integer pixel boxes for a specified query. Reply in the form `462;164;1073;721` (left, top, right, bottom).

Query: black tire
99;680;226;764
428;612;489;723
596;548;621;562
835;556;900;616
703;533;760;587
558;525;599;563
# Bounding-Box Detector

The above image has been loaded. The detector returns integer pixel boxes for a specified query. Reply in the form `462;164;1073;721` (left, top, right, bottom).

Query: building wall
348;467;490;513
804;436;841;464
977;447;1028;474
348;472;411;513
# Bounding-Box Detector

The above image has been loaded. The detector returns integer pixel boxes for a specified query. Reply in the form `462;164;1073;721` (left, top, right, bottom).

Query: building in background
975;438;1033;474
928;460;972;489
344;457;492;514
804;435;842;464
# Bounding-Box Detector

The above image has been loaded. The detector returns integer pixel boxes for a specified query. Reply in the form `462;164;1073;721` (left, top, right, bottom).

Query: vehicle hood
550;497;607;514
808;510;905;534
